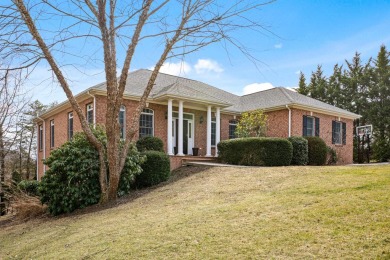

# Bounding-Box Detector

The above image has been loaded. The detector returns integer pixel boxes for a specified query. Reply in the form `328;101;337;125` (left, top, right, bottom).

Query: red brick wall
290;108;353;164
37;96;354;178
37;98;94;180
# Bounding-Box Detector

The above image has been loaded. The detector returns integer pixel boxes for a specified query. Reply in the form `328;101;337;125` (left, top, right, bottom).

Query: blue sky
26;0;390;104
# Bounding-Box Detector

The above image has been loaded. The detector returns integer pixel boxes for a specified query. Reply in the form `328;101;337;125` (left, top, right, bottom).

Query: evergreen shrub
39;128;143;215
326;146;338;165
218;137;293;166
305;136;327;165
136;136;164;152
17;180;40;196
288;136;308;165
134;151;170;188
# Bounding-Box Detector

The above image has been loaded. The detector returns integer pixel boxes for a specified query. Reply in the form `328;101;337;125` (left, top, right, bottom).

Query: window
119;105;126;139
303;115;319;137
211;117;216;146
139;108;154;138
86;103;94;124
229;120;237;139
332;121;346;145
39;124;43;151
68;112;73;140
50;120;55;148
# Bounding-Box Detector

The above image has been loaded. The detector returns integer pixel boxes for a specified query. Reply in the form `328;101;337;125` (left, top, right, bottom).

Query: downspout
286;105;291;137
87;90;96;125
37;116;46;179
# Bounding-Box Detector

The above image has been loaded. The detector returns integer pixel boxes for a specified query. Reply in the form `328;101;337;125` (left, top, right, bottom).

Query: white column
206;105;212;156
167;99;173;155
215;107;221;157
178;100;184;156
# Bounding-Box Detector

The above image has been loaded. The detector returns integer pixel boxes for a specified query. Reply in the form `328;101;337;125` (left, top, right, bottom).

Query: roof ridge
140;69;239;98
279;87;294;103
240;87;277;97
167;82;230;104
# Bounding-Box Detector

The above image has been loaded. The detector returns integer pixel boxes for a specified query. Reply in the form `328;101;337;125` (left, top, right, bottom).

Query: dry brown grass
1;164;390;259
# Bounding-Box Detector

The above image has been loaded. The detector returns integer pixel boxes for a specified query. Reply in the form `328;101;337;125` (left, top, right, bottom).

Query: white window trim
39;124;43;151
140;108;154;137
306;116;315;137
120;105;126;139
86;103;94;124
50;120;55;148
334;121;343;145
229;120;237;139
68;112;73;140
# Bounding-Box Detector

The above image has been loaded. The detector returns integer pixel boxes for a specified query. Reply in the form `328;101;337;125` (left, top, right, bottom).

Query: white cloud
150;61;191;76
285;87;297;92
295;70;301;75
194;59;224;74
243;83;274;95
274;43;283;49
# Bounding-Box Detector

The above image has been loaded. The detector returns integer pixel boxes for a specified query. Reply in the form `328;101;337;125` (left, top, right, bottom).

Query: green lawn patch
1;165;390;259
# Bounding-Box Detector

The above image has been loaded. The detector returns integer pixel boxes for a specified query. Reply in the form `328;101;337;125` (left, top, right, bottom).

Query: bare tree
0;66;28;215
1;0;275;202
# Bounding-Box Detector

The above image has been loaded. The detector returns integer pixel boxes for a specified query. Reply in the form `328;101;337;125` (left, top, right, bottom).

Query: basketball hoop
356;125;373;137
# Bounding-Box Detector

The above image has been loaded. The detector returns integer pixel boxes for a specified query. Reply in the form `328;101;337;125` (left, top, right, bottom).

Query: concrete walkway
184;161;249;168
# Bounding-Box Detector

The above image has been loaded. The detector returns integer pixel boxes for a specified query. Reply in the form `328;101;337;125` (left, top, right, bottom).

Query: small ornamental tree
235;109;268;138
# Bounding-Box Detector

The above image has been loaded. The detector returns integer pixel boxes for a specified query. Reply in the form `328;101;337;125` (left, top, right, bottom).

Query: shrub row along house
36;69;360;179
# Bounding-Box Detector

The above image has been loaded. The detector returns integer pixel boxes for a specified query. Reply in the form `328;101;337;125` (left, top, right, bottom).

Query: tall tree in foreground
1;0;275;202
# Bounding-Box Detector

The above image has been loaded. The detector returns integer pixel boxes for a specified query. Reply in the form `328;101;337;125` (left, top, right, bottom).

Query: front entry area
172;112;194;155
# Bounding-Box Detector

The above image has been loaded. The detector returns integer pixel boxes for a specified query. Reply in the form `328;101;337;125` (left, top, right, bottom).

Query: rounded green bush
218;137;293;166
17;180;40;196
39;128;143;215
305;136;327;165
288;136;308;165
134;151;170;188
136;136;164;152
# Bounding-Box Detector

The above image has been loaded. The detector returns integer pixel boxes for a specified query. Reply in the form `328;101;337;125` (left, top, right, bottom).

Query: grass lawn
1;164;390;259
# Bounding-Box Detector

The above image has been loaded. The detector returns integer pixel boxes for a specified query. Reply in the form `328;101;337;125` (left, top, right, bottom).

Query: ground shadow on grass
0;165;211;227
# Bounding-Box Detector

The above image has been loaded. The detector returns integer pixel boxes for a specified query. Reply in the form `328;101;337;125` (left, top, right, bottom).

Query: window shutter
303;115;307;136
332;120;336;144
315;117;320;137
342;122;346;145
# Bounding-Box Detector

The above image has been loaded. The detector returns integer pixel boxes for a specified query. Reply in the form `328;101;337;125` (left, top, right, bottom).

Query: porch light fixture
199;115;204;124
165;111;168;119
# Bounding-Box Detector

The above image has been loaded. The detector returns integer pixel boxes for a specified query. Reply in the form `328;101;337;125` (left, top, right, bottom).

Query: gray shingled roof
90;69;359;118
94;69;240;105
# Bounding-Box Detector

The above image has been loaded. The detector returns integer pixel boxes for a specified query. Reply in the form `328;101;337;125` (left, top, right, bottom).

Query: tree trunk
0;127;5;215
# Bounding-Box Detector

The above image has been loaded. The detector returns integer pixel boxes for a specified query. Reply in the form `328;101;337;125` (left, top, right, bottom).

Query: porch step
181;157;217;166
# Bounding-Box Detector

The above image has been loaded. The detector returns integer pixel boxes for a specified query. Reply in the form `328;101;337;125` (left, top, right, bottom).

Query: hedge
305;136;327;165
136;136;164;152
134;151;170;188
288;136;308;165
218;137;293;166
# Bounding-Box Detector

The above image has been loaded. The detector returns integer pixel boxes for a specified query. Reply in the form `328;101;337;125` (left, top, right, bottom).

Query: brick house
36;69;360;179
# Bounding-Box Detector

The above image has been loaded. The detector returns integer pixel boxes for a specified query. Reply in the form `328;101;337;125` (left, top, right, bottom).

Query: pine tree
327;64;343;106
370;45;390;161
308;65;328;102
297;72;309;95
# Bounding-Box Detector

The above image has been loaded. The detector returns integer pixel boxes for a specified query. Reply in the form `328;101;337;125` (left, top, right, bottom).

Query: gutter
286;105;291;137
87;90;96;125
36;116;46;179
